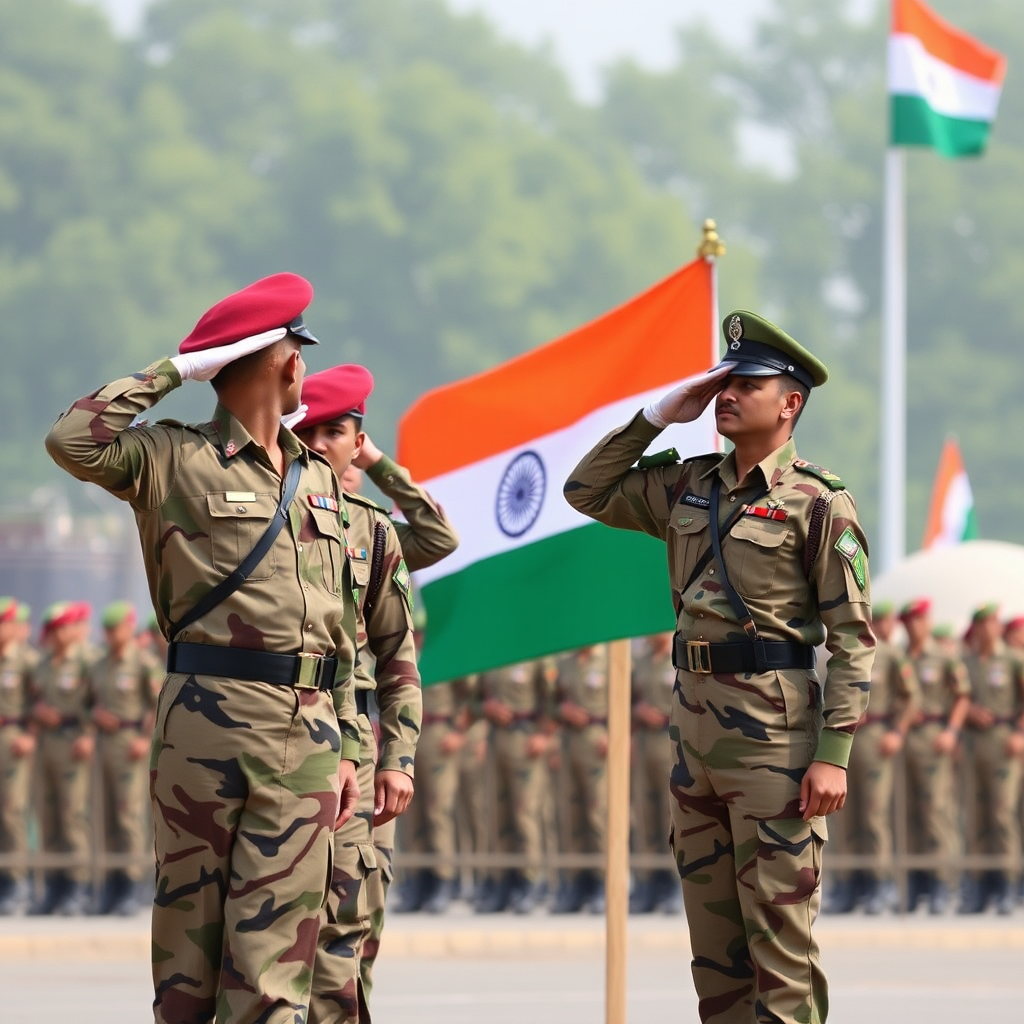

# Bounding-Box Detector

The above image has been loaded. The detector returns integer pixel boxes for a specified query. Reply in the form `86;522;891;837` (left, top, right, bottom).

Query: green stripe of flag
890;94;993;157
417;523;675;684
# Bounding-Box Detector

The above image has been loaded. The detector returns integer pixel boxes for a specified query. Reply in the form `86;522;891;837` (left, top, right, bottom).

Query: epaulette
155;418;187;428
794;459;845;491
343;491;392;517
636;447;680;470
681;452;725;468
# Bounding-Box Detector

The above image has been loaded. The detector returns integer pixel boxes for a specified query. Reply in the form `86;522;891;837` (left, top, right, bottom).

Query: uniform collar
212;403;307;464
700;436;798;490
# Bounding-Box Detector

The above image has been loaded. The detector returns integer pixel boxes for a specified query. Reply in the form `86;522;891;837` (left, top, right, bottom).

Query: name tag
225;491;257;502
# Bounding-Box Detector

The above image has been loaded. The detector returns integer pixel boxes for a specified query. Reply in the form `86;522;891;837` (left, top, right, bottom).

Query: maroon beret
299;365;375;430
0;598;17;624
899;597;931;621
1004;615;1024;635
179;272;318;354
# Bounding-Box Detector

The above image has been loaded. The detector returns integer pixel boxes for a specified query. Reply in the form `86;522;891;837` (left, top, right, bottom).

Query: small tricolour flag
398;258;717;684
889;0;1006;158
922;437;978;549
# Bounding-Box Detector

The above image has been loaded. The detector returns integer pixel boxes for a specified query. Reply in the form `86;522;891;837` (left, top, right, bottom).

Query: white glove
642;364;732;428
281;404;308;430
170;327;288;382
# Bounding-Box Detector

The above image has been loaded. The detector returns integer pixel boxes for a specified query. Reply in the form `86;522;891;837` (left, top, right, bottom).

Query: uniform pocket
668;512;710;595
309;505;343;594
730;518;789;597
206;493;277;580
754;816;827;905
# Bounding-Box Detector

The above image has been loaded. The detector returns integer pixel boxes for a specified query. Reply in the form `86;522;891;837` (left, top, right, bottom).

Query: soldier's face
296;418;364;477
714;374;790;440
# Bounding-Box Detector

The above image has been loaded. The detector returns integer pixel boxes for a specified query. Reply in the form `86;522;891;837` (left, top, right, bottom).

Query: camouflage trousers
0;727;32;881
361;815;396;1018
310;715;386;1024
965;726;1023;867
632;726;673;880
98;730;150;882
670;668;828;1024
490;725;547;885
37;728;92;885
150;674;341;1024
559;725;607;882
903;724;959;888
837;722;895;882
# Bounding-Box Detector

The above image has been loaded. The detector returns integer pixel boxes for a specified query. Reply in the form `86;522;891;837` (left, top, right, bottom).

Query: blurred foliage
4;0;1023;555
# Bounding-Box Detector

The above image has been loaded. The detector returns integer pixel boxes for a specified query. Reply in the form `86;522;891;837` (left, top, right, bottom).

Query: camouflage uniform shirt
44;358;360;757
564;413;874;767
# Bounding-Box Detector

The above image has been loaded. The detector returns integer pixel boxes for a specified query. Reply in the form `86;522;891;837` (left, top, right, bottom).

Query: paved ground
3;908;1023;1022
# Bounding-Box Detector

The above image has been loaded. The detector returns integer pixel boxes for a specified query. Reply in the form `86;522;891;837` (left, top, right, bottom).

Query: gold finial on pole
697;218;726;260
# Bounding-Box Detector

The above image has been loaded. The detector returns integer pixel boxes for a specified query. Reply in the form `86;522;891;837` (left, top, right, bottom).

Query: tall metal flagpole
880;149;907;573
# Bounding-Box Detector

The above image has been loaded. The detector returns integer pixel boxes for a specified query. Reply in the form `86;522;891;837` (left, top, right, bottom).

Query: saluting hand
643;364;731;429
170;327;288;382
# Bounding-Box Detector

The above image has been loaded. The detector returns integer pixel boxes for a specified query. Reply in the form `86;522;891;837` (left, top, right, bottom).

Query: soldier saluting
46;273;361;1024
564;310;874;1024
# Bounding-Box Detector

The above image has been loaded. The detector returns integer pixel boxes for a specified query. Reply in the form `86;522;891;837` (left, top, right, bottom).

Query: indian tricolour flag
889;0;1006;158
398;258;717;684
922;437;978;550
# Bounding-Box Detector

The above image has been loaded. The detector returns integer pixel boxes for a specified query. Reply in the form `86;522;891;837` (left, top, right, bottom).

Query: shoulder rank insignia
834;527;867;591
637;447;680;470
794;459;846;491
308;494;340;512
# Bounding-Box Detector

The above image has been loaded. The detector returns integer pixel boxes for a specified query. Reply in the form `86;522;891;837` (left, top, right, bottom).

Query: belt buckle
687;641;712;675
294;652;323;690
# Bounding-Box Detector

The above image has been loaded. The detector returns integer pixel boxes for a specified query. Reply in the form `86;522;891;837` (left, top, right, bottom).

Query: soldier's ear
780;388;803;422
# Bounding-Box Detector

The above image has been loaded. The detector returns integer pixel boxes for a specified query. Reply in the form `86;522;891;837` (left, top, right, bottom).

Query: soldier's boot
629;878;655;914
991;873;1014;917
584;872;605;915
109;872;142;917
393;871;426;913
957;874;985;915
861;875;887;916
550;873;588;914
0;875;29;916
905;870;929;912
928;876;951;916
652;870;683;914
29;873;64;916
422;872;456;915
53;879;91;917
474;873;511;914
507;872;542;915
824;876;857;914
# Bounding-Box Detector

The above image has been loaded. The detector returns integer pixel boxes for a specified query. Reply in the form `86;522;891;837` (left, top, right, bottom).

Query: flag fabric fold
922;437;978;549
398;258;717;683
889;0;1006;157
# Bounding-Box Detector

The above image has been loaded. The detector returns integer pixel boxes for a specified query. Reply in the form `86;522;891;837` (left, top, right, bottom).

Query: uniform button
305;623;313;632
304;584;309;592
729;495;737;503
298;544;303;553
236;506;247;513
708;568;715;575
678;517;692;526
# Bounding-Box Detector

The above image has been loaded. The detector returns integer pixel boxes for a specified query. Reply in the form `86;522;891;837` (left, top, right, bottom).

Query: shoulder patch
637;447;680;470
834;526;867;591
794;459;845;490
392;559;412;599
343;491;391;516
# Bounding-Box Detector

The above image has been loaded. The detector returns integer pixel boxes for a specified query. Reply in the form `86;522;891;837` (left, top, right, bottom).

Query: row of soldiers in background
395;635;681;916
827;598;1024;917
0;597;166;917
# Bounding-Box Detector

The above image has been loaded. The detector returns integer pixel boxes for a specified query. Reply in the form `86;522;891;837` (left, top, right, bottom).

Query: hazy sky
89;0;771;98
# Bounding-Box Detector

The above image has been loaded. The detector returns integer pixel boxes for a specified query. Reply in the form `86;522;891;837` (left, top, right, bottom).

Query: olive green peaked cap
717;310;829;389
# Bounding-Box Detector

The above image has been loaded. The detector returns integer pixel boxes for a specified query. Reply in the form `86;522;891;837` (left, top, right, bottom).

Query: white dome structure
872;540;1024;634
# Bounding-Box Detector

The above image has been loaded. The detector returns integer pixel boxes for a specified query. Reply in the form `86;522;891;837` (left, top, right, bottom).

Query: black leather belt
673;635;816;675
167;642;338;691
